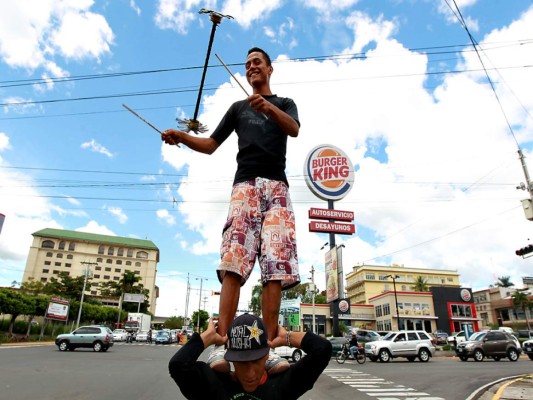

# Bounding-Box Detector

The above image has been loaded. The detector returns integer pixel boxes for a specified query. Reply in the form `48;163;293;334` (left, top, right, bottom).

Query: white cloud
81;139;114;158
130;0;141;16
75;220;116;236
0;132;10;151
105;206;128;224
156;209;176;225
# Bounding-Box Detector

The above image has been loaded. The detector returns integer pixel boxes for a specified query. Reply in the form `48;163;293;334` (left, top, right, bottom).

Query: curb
466;374;533;400
0;341;55;347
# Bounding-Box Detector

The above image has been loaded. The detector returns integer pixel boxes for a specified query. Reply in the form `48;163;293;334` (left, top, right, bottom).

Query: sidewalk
474;374;533;400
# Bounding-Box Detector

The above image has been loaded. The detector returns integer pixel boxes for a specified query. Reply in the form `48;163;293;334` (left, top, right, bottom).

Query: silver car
365;330;436;362
55;325;114;352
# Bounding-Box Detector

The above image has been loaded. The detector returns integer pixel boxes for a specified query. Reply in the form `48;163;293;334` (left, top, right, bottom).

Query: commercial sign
46;297;70;321
124;293;145;303
309;221;356;235
337;298;351;316
325;247;339;303
304;144;355;201
308;208;354;221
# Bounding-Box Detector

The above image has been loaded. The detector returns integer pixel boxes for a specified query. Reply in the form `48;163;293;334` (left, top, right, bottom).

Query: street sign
308;207;354;221
309;221;356;235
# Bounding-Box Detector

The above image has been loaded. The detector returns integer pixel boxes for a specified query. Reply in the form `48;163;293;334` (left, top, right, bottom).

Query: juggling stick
122;103;180;148
178;9;233;134
215;53;268;120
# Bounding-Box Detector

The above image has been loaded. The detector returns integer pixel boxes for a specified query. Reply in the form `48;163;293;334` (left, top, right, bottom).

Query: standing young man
162;47;300;374
169;315;332;399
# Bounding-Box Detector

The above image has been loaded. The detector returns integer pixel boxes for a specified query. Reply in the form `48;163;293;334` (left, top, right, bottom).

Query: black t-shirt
349;337;358;347
168;332;331;400
210;95;299;186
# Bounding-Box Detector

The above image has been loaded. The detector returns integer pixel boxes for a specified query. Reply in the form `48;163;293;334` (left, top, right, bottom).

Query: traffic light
515;244;533;257
211;290;221;295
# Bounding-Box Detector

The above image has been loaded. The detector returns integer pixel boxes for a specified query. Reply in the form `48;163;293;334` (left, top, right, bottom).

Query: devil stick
215;53;268;120
122;104;180;148
178;9;233;134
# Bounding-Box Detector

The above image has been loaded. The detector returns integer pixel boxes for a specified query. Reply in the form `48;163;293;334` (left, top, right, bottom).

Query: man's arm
162;129;220;154
247;94;299;137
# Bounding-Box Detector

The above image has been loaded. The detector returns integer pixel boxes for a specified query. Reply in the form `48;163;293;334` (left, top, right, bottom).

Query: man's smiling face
245;51;272;88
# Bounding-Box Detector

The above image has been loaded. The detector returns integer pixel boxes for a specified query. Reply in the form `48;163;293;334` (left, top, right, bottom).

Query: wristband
286;331;291;347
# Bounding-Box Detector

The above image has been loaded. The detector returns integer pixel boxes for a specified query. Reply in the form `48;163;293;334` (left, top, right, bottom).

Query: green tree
250;282;263;316
511;290;531;330
44;271;89;300
100;270;150;313
495;276;514;288
191;310;209;332
20;277;47;295
0;289;29;335
164;316;185;329
413;276;429;292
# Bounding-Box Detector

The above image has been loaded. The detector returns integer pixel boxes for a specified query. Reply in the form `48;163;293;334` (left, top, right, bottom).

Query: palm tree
249;282;263;316
495;276;514;288
511;290;531;330
413;276;429;292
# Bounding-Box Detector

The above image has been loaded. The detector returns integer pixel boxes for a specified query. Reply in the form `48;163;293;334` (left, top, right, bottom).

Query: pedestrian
147;329;152;344
168;315;331;399
162;47;300;375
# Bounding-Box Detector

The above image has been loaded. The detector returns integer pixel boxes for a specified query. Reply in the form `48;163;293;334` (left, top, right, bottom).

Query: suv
364;331;436;362
455;330;521;362
523;339;533;360
433;330;449;345
55;325;114;352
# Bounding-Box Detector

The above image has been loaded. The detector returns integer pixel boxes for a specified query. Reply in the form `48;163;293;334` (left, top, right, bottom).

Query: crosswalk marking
324;367;445;400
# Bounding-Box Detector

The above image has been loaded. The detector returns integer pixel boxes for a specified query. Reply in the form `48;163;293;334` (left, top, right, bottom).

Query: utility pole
76;261;97;329
196;277;207;332
517;149;533;221
310;265;316;334
184;273;190;326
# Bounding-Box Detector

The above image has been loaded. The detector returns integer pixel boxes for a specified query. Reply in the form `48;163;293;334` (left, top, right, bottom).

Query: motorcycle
336;341;366;364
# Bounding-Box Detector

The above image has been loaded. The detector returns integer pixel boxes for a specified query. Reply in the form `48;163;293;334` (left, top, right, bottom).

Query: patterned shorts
218;177;300;289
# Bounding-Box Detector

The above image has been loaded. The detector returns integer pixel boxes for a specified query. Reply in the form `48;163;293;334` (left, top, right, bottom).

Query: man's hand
162;129;185;146
201;318;228;349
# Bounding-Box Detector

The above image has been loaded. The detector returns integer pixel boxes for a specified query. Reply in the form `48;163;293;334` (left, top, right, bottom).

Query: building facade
345;264;461;304
22;228;159;315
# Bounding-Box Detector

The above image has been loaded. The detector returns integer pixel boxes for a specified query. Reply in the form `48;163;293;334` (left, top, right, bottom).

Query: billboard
123;293;144;303
325;247;339;303
46;298;70;321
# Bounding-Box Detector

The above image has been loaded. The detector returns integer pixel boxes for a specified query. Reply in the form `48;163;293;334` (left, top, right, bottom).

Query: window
134;270;140;275
108;247;114;256
94;274;100;279
40;277;47;282
95;266;102;271
42;240;55;249
44;261;51;266
375;305;382;317
57;253;63;258
418;332;431;340
97;257;103;263
68;242;75;251
379;274;389;281
46;252;53;257
117;248;124;257
98;245;105;255
65;263;71;268
59;241;65;250
106;259;112;264
63;271;70;276
136;251;148;259
135;262;141;267
366;273;375;280
66;254;73;259
115;268;121;273
394;333;406;342
447;277;453;282
126;261;132;266
105;267;111;272
116;260;122;265
127;249;133;257
104;275;110;280
113;276;120;281
383;303;390;315
407;332;418;341
42;269;49;273
54;262;61;266
53;270;59;274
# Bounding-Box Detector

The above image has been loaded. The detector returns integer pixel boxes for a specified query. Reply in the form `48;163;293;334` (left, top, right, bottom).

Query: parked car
377;331;391;338
433;330;449;345
515;330;533;342
522;339;533;360
274;345;306;362
447;331;468;346
155;331;171;345
55;325;114;352
328;336;348;355
112;329;128;342
364;330;436;362
455;330;521;362
136;330;149;342
354;329;382;344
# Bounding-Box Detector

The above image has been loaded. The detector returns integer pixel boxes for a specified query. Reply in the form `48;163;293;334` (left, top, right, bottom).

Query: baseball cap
224;314;269;362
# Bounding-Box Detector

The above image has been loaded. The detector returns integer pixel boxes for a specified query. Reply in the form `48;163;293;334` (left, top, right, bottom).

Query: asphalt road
1;342;531;400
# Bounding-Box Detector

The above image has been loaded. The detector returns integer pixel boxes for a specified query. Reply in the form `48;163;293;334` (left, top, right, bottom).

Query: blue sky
1;0;533;317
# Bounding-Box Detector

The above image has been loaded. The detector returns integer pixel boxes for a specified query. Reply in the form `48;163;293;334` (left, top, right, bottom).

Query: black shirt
210;95;299;186
168;332;331;400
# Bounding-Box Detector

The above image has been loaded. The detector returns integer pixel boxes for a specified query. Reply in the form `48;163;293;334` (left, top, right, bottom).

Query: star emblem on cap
246;320;263;344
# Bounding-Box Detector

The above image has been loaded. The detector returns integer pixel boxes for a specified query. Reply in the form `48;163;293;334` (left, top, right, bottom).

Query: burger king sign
304;144;355;201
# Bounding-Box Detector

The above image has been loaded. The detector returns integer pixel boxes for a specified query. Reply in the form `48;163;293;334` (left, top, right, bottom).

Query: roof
33;228;159;252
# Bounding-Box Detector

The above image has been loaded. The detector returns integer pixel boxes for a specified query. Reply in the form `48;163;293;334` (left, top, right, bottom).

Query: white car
446;331;467;345
274;345;306;362
112;329;128;342
136;330;150;342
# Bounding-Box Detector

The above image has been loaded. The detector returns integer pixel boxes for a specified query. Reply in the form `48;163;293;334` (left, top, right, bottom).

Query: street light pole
386;275;401;330
76;262;96;329
196;277;207;332
309;265;316;334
